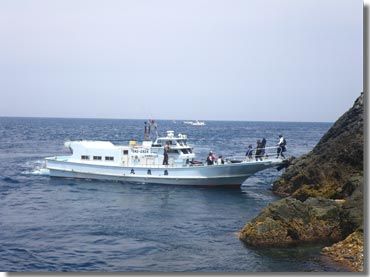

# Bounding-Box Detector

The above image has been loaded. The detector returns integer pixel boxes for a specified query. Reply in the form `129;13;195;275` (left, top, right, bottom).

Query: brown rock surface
322;229;364;272
239;197;345;246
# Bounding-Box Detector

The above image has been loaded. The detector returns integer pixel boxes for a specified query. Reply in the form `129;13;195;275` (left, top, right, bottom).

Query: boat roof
77;140;116;149
155;130;187;141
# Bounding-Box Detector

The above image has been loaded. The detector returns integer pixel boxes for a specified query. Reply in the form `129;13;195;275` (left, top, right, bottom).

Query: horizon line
0;115;334;124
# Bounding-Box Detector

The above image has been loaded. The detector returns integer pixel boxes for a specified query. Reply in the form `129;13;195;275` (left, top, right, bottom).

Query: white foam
22;159;50;176
30;168;50;176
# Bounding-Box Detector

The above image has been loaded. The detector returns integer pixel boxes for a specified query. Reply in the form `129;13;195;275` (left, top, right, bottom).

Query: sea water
0;117;347;272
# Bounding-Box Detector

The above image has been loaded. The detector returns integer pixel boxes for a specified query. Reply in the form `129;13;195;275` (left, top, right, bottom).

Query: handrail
225;146;287;161
48;144;287;169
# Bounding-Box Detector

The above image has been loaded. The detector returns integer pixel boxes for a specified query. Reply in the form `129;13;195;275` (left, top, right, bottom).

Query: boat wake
28;168;50;176
21;160;50;176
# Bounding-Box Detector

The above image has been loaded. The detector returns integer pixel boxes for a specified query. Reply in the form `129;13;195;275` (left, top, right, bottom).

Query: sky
0;0;363;122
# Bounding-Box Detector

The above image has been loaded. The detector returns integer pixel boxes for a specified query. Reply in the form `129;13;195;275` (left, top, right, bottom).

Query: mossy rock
239;197;345;247
322;229;364;272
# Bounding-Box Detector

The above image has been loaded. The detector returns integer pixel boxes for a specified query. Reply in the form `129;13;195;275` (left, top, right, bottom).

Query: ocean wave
0;176;20;184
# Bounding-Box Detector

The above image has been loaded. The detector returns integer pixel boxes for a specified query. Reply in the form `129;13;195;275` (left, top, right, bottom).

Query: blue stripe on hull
48;169;250;186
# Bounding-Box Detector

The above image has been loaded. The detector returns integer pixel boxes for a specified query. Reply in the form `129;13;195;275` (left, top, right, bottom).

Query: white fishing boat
191;120;205;126
44;130;285;186
183;120;206;126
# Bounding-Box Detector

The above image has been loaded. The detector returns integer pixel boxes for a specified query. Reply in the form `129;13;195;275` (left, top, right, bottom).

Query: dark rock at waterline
276;156;296;171
239;197;345;247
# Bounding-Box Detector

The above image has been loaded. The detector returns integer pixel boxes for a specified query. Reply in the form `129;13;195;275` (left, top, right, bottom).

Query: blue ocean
0;117;346;272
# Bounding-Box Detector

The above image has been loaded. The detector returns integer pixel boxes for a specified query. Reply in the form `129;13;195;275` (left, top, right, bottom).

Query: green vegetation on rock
239;197;344;246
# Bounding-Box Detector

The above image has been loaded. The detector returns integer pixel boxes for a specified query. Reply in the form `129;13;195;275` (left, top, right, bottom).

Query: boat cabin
64;131;195;167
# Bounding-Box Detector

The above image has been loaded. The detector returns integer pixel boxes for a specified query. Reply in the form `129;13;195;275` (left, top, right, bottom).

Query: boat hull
46;158;283;186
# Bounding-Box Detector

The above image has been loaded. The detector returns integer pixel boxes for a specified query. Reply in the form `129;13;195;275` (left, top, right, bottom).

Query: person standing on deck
255;140;263;161
148;119;158;139
144;121;149;140
217;155;225;165
260;138;267;157
206;151;216;165
245;145;253;160
276;135;286;158
163;143;169;165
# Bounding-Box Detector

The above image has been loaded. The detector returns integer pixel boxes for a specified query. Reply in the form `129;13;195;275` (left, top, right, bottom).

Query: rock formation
239;93;364;271
239;197;345;247
272;93;363;203
321;229;364;272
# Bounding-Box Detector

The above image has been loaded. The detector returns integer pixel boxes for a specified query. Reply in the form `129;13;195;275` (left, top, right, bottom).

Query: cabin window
81;155;89;160
123;150;129;155
181;149;189;154
164;170;168;176
105;156;114;161
168;149;179;154
147;169;151;175
93;156;102;160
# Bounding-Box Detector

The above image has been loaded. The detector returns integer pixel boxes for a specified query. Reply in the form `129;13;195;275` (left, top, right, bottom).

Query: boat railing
225;146;286;163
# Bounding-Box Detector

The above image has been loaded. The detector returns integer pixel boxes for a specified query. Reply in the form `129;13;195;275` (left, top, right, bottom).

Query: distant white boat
183;120;206;126
191;120;205;126
44;130;285;186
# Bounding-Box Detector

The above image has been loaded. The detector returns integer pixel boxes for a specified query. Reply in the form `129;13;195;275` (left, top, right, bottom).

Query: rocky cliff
272;93;363;203
239;93;364;271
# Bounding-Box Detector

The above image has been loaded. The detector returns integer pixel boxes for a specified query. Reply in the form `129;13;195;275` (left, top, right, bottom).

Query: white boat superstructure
45;130;285;186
